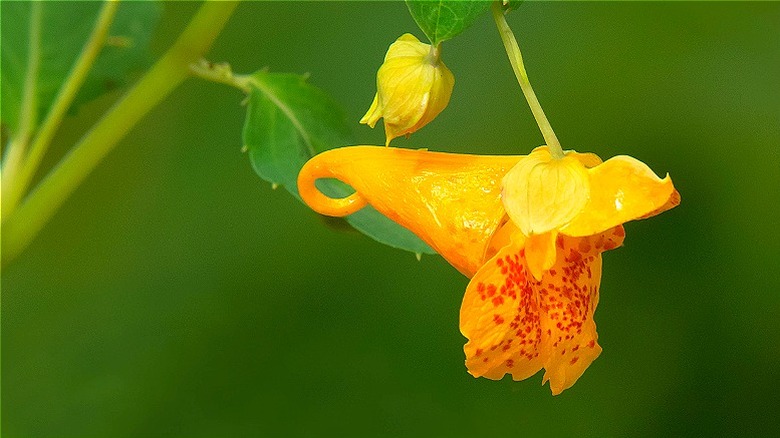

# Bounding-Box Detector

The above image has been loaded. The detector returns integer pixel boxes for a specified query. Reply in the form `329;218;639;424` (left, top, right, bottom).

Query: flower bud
360;33;455;145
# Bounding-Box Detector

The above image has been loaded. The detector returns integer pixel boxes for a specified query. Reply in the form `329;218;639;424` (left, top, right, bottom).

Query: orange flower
297;145;679;394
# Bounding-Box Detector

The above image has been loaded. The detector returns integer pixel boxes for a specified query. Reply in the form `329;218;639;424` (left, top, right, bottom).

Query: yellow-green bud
360;33;455;145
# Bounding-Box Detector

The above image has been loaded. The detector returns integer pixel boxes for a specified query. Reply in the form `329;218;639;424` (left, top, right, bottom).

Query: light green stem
189;59;252;93
1;1;239;265
2;0;120;222
1;2;42;202
491;1;564;159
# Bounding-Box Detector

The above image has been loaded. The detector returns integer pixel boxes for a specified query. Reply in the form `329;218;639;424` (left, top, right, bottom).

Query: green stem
1;2;42;202
2;0;120;222
1;1;239;265
189;59;252;93
491;1;564;159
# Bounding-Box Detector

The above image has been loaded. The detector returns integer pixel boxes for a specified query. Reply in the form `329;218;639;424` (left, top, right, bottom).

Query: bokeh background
3;1;779;437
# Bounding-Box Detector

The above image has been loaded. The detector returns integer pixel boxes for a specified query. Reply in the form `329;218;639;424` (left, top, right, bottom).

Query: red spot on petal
588;340;596;348
493;314;505;325
570;356;579;365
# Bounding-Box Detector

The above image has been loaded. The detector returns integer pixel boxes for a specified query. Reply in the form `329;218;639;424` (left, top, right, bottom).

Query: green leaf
0;1;160;135
405;0;491;45
242;71;435;255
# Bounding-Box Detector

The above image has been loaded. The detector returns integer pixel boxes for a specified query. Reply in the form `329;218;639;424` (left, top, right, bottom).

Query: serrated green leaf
242;71;435;255
405;0;490;45
0;1;160;134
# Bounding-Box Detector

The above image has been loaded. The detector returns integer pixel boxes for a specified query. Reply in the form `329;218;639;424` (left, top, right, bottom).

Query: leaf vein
250;77;316;158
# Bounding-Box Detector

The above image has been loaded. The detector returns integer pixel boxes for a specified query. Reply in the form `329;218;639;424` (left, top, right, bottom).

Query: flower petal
640;188;681;219
569;151;603;168
538;228;623;395
562;156;678;237
298;146;523;276
461;234;544;380
378;58;435;140
525;231;558;281
409;59;454;134
359;93;382;128
460;226;625;394
502;149;590;236
384;33;429;59
483;216;515;262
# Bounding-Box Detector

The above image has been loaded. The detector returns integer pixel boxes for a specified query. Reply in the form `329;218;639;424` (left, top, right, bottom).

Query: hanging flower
297;145;679;394
360;34;455;145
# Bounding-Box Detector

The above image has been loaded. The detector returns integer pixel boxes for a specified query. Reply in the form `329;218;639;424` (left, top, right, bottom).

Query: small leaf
242;71;435;255
405;0;490;45
0;1;160;134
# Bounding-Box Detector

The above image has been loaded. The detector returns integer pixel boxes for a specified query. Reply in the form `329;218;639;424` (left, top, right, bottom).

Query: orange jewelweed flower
297;145;679;394
360;34;455;145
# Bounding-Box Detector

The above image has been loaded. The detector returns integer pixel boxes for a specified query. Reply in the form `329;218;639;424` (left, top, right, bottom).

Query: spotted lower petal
537;228;624;395
461;234;544;380
460;226;625;394
562;155;678;237
298;146;523;276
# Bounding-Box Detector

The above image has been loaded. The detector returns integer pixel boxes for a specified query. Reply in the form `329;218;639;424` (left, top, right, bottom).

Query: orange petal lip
561;154;680;237
461;226;625;395
298;146;523;276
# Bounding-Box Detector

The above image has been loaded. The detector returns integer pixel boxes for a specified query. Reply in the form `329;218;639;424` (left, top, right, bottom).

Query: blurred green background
3;1;779;437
